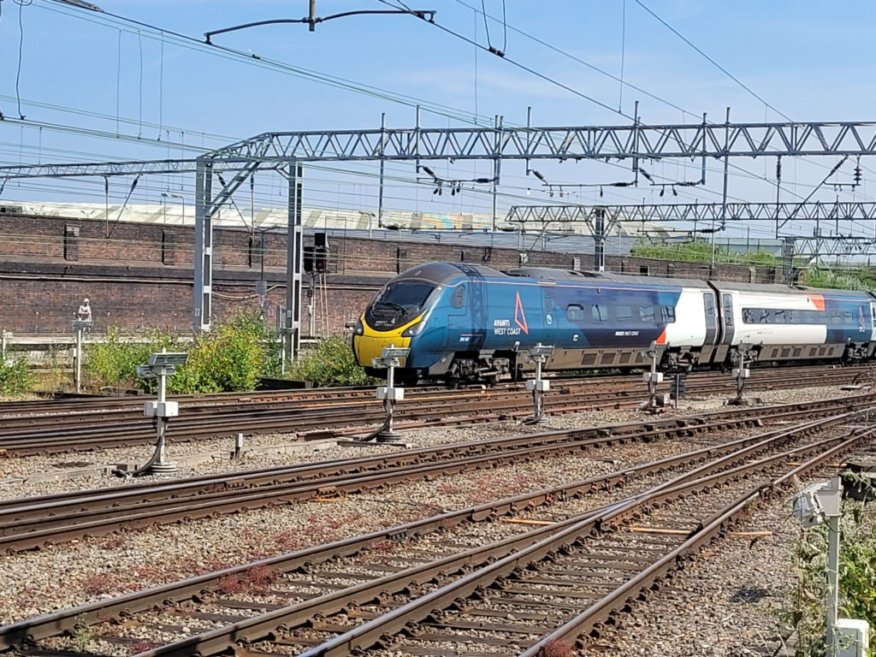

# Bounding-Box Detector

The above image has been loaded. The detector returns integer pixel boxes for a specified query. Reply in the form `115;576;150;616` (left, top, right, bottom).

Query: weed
129;640;160;655
217;574;245;595
244;565;278;588
777;500;876;656
70;614;92;652
288;335;378;386
273;529;303;552
0;357;32;395
540;639;574;657
81;572;118;596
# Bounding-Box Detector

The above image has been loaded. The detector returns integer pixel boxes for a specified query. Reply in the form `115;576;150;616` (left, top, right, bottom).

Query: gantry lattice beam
506;202;876;265
0;159;208;179
505;201;876;226
208;121;876;163
791;236;876;258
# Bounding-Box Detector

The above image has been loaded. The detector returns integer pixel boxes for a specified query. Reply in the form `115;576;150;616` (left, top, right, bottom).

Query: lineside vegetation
85;311;280;394
631;240;876;290
780;498;876;656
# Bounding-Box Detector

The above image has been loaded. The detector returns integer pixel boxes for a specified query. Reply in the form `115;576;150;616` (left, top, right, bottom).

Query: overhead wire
632;0;793;122
10;0;873;244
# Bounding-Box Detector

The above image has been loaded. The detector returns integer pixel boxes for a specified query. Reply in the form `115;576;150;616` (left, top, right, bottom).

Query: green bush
0;357;32;395
630;239;782;266
800;268;876;291
84;328;157;390
169;312;278;394
289;335;376;386
85;312;279;394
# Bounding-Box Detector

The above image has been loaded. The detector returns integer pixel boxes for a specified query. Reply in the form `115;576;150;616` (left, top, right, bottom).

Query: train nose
352;321;411;367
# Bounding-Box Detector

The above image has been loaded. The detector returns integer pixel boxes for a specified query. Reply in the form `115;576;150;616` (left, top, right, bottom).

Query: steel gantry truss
506;201;876;227
505;201;876;270
209;121;876;162
5;119;876;360
0;159;204;179
194;120;876;360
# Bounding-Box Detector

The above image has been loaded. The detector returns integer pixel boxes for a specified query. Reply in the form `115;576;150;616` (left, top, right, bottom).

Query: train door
703;293;718;344
870;301;876;343
720;292;736;345
448;264;489;352
698;292;719;364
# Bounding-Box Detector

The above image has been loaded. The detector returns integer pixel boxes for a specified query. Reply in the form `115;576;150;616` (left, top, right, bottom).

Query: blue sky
1;0;875;243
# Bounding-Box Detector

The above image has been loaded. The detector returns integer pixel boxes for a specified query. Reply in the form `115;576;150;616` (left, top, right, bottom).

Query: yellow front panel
353;313;423;367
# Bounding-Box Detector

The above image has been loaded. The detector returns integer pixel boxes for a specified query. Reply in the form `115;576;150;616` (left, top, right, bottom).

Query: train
351;261;876;385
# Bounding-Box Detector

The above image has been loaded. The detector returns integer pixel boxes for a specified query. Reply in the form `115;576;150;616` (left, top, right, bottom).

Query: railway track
0;364;870;457
2;405;870;656
0;393;868;553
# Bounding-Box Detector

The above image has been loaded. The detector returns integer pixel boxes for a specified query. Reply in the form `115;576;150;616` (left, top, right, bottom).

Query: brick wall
0;212;783;336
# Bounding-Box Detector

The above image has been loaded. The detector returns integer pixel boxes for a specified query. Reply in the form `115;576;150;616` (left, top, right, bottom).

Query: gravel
582;484;809;657
0;383;861;647
0;384;852;499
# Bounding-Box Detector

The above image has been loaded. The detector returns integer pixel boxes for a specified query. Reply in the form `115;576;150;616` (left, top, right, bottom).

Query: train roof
507;267;712;289
396;262;506;284
709;280;875;297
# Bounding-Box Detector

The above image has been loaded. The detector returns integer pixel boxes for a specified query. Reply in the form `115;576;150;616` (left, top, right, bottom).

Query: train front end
352;275;437;382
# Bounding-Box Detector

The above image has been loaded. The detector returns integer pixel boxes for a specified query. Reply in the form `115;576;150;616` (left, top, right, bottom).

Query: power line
632;0;793;122
378;0;631;119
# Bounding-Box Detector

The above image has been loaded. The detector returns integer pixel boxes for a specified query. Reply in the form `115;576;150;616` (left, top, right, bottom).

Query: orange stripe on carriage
655;327;667;345
807;295;825;311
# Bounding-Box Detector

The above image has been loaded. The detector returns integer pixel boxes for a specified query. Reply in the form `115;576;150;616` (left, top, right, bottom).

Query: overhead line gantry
4;119;876;360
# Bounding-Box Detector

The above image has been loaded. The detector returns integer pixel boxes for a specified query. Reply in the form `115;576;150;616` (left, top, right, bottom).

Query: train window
639;305;656;322
451;285;466;309
722;294;734;327
590;304;607;322
543;296;555;313
374;280;436;313
566;304;586;321
742;309;753;324
786;310;796;322
616;305;633;321
662;305;676;323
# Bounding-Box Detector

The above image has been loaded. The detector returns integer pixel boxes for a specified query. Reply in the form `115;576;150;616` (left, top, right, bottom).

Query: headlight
402;320;425;337
354;318;364;336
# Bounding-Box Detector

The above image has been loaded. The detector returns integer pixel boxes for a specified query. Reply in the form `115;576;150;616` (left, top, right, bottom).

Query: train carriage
354;263;710;383
711;282;876;365
352;262;876;384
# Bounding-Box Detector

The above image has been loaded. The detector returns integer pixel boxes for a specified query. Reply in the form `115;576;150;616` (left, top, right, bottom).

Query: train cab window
662;305;676;323
450;285;466;309
590;304;607;322
374;280;435;313
566;304;586;321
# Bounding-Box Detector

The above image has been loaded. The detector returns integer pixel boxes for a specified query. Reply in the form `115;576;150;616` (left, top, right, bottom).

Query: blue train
351;262;876;384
